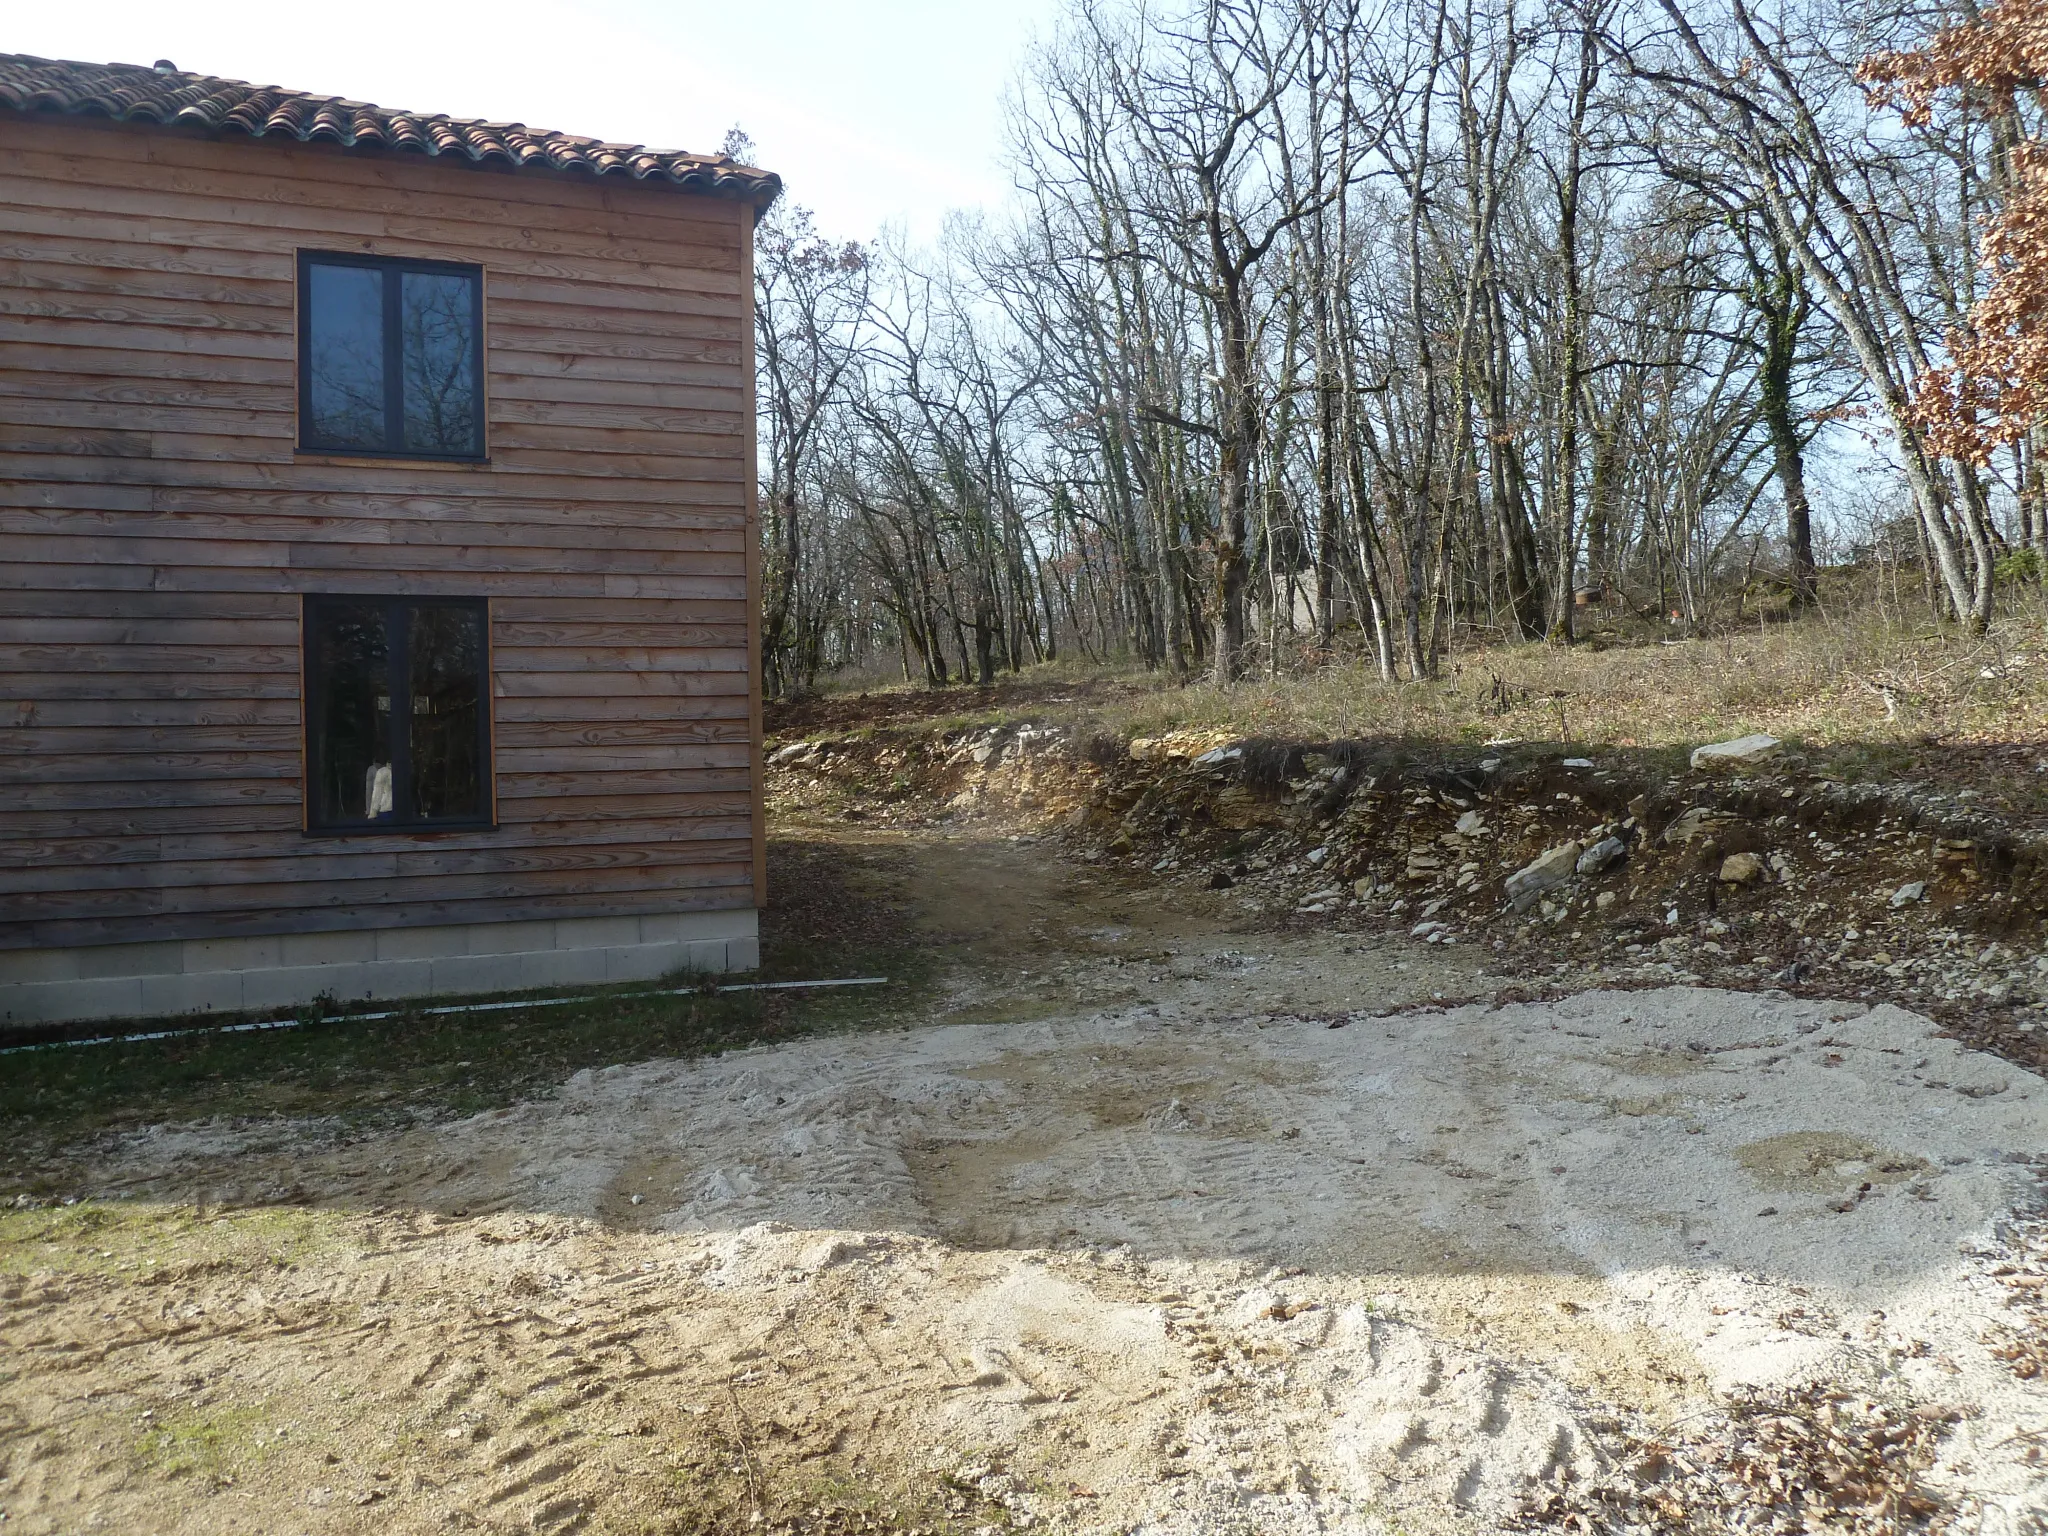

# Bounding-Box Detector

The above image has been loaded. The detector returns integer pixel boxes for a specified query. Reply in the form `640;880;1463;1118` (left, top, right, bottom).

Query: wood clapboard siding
0;109;763;950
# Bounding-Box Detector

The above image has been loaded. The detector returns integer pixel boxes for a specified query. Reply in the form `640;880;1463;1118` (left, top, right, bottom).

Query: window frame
295;250;488;462
301;594;497;836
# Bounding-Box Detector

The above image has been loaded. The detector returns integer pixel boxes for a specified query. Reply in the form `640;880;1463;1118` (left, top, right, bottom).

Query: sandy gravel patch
6;985;2044;1534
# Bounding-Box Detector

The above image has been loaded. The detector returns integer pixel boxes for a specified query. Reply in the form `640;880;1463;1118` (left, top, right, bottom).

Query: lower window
304;596;492;831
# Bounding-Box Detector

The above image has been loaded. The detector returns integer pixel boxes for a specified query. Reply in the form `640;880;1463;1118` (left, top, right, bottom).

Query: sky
12;0;1067;243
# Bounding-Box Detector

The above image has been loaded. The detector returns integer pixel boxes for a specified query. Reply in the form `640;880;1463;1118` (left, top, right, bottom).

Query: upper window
304;596;492;832
298;252;485;459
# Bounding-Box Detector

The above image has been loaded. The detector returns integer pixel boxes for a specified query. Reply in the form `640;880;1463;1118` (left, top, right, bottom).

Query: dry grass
1009;600;2048;815
793;592;2048;819
1101;606;2042;750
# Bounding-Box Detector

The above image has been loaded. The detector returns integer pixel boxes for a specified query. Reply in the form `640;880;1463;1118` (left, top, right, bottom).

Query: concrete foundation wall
0;909;761;1026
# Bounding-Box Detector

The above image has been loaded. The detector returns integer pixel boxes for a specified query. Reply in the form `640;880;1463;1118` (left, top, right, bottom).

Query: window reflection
402;272;479;455
306;598;489;830
300;255;483;457
409;605;483;819
311;603;392;824
306;264;386;450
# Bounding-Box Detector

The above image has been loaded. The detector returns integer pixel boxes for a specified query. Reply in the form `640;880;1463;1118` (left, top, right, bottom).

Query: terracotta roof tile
0;53;781;205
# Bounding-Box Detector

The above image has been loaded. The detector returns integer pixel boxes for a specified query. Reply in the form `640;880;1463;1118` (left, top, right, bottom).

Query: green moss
136;1403;272;1482
0;1201;347;1277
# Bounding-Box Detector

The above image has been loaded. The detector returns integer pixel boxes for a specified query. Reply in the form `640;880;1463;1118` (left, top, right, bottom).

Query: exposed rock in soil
1691;733;1783;772
1719;851;1765;885
764;717;2048;1082
1507;842;1584;910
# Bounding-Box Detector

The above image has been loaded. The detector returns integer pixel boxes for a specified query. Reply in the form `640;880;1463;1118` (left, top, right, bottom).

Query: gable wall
0;110;764;956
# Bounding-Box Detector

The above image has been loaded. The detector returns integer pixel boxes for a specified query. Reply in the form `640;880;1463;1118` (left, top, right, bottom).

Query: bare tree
754;202;870;696
748;0;1986;692
1614;0;2000;627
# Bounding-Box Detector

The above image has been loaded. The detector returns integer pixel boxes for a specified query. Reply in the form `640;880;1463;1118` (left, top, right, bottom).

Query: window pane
409;605;485;821
311;604;393;825
306;264;386;449
401;271;479;455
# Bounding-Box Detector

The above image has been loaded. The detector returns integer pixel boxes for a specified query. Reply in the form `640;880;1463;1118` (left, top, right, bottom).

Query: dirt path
838;823;1490;1024
3;830;2046;1534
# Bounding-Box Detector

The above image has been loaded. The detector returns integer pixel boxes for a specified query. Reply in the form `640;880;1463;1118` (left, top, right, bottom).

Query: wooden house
0;54;778;1025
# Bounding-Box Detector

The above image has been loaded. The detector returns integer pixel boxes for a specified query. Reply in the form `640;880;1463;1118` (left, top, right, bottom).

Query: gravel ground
5;845;2045;1536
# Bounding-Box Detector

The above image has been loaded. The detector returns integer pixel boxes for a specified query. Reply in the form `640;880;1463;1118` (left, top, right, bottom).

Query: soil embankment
768;708;2048;1079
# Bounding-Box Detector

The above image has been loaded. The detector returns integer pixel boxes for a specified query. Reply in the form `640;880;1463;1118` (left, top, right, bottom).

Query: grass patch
659;1432;1023;1536
0;963;928;1174
137;1403;272;1483
0;969;918;1154
0;1201;351;1278
0;839;933;1178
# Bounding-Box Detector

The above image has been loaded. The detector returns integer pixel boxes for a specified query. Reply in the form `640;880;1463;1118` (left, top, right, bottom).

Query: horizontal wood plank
0;214;744;302
0;811;751;872
4;114;747;233
0;506;746;554
0;132;745;248
11;883;754;953
5;858;755;926
2;531;745;578
0;790;752;842
0;561;745;604
0;695;301;728
0;843;757;901
0;194;744;291
3;454;750;503
0;367;289;413
0;482;746;533
0;671;305;701
493;670;749;699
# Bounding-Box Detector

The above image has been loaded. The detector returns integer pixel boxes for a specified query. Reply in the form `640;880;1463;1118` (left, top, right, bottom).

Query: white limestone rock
1690;733;1782;772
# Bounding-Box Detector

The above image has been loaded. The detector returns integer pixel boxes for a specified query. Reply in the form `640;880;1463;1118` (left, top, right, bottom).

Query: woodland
746;0;2048;695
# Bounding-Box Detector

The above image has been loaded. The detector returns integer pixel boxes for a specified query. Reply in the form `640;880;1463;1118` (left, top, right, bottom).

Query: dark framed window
303;596;493;833
297;251;485;459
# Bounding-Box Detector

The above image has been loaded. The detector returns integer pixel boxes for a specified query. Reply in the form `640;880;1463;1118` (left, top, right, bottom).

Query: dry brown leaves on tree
1863;0;2048;460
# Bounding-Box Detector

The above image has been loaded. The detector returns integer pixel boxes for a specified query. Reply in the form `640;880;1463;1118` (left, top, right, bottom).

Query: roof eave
0;55;784;208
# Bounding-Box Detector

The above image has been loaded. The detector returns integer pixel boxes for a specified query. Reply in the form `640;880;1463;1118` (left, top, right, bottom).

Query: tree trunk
1547;23;1598;645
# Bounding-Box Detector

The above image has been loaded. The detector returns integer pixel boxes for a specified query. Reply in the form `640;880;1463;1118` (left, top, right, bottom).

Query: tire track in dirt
4;830;2046;1532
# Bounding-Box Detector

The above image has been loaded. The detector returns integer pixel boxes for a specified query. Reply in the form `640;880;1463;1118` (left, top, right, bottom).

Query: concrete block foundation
0;909;761;1027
